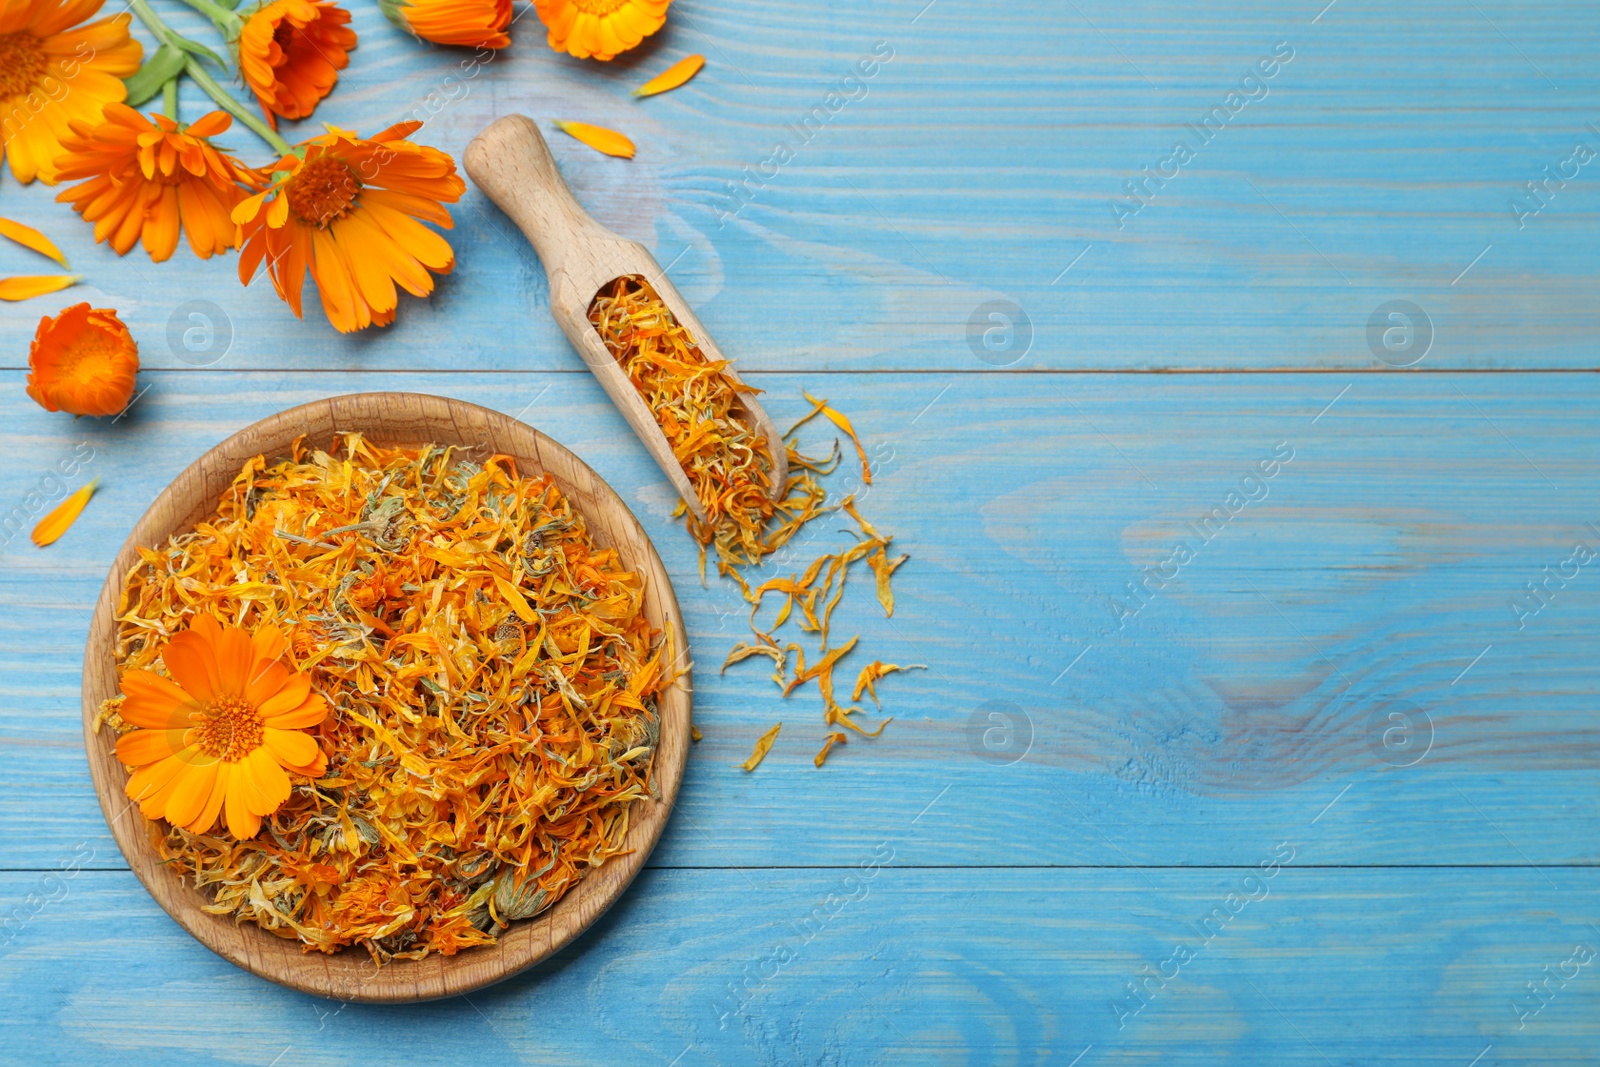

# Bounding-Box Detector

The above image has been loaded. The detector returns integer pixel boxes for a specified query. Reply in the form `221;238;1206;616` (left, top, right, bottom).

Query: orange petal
191;760;230;835
164;758;219;829
31;478;97;546
128;752;193;817
0;275;80;301
633;54;704;97
162;630;220;703
0;217;69;266
262;726;319;768
186;111;232;138
119;670;196;729
225;768;262;838
256;672;311;717
115;727;189;766
553;121;635;159
281;750;327;779
243;743;292;814
213;622;256;696
250;624;288;669
261;691;326;730
125;751;188;804
244;661;292;708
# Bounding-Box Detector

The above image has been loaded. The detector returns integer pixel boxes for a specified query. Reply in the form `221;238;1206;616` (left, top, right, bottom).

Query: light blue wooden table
3;0;1599;1062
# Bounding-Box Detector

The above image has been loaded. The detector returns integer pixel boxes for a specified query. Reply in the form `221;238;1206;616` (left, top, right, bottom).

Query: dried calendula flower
590;274;782;566
588;276;914;762
742;722;780;772
115;435;676;962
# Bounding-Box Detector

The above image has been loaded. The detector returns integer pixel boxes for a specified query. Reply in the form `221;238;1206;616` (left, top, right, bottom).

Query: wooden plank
1;867;1595;1064
2;370;1597;870
2;1;1598;372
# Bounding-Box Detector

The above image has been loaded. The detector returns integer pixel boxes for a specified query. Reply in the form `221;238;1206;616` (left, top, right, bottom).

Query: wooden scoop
464;114;788;525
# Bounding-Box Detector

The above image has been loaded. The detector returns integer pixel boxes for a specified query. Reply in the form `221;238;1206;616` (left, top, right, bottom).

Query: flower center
58;327;124;383
568;0;630;14
0;33;48;101
193;695;265;762
285;155;361;227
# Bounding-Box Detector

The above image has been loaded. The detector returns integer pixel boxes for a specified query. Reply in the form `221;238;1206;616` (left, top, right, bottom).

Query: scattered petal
634;55;705;97
742;722;781;772
0;217;69;267
0;275;80;302
803;390;872;485
851;660;924;707
32;479;99;546
555;121;636;159
814;731;846;767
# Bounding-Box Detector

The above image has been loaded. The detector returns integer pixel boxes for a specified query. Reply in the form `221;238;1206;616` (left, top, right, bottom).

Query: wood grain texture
1;0;1598;1059
464;114;787;523
76;394;691;1002
4;370;1597;874
1;1;1597;373
2;868;1596;1065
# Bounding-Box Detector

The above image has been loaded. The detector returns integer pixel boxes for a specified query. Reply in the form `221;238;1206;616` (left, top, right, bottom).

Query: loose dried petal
813;731;845;767
113;436;675;961
31;478;98;546
742;722;781;772
633;54;705;97
555;121;636;159
802;390;872;485
851;661;924;707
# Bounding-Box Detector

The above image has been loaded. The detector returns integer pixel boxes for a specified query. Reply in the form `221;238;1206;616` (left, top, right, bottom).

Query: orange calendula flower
0;0;143;184
237;0;356;127
380;0;511;48
233;122;465;333
534;0;669;61
54;105;259;262
26;303;139;416
116;615;328;840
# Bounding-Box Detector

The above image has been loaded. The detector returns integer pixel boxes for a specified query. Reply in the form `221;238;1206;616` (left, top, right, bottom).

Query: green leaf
122;43;186;107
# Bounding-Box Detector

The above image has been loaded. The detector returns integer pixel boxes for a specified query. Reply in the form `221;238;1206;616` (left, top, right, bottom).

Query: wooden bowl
79;393;691;1002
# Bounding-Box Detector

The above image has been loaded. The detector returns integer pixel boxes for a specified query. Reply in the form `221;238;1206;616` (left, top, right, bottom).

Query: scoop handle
464;115;614;283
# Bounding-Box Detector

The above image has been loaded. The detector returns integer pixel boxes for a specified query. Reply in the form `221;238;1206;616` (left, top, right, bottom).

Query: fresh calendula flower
379;0;512;49
0;0;143;183
233;122;465;333
115;615;328;840
54;105;259;262
534;0;670;61
25;303;139;416
238;0;356;127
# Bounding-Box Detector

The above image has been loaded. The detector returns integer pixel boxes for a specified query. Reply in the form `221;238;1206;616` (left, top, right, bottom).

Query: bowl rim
79;392;691;1002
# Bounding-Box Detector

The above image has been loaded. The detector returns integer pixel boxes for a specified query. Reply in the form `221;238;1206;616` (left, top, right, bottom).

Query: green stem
161;78;179;120
185;59;292;155
173;0;243;40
